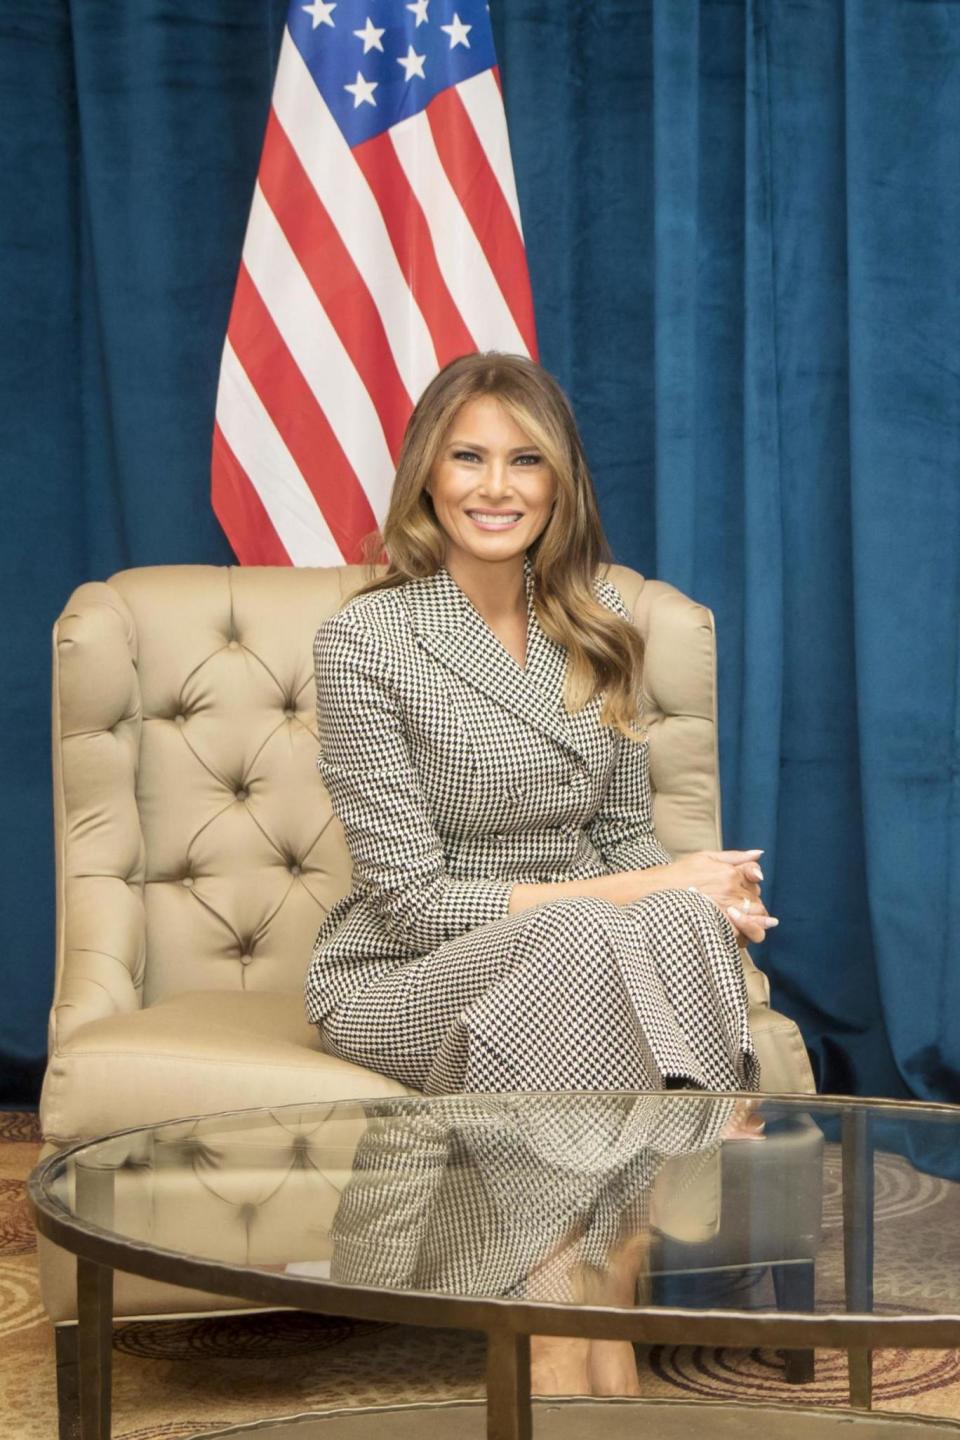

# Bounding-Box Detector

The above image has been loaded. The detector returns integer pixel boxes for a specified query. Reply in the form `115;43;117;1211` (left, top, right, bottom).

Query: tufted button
227;639;240;651
235;787;249;802
239;951;254;965
174;712;186;726
284;707;296;720
289;863;302;877
182;876;194;889
173;1136;205;1159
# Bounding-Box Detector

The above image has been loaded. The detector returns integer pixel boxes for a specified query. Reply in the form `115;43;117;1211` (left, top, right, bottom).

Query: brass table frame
28;1093;960;1440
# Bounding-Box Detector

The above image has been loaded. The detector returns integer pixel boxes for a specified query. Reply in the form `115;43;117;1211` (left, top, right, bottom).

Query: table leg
486;1329;531;1440
55;1325;79;1440
848;1348;874;1410
73;1159;117;1438
842;1109;874;1410
77;1257;113;1440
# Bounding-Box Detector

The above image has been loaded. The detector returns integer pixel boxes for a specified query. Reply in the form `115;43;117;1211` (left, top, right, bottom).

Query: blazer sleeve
586;579;673;873
314;609;514;950
586;733;673;872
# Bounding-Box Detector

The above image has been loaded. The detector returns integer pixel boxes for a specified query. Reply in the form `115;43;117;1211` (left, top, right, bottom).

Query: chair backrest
51;563;721;1026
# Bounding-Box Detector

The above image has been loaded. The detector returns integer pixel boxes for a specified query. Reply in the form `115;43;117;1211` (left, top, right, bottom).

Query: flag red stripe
227;264;378;561
212;423;292;566
426;86;538;360
491;64;502;96
259;108;413;462
353;129;477;367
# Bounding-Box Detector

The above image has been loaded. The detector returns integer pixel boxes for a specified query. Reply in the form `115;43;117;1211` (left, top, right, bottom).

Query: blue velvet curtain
2;0;958;1107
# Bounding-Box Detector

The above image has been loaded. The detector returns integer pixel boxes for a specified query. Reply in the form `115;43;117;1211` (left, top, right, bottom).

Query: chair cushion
42;989;813;1146
41;990;413;1145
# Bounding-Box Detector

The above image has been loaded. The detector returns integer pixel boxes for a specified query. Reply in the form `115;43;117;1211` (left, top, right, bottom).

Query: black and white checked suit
305;557;759;1096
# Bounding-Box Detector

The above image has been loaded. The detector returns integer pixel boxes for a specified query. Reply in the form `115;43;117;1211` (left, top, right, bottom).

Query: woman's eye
449;449;541;465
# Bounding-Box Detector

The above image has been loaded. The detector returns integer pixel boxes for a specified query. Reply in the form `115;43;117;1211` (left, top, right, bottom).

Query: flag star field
288;1;497;145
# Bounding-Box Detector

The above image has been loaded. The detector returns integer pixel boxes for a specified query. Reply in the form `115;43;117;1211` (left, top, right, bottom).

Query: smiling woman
305;351;772;1396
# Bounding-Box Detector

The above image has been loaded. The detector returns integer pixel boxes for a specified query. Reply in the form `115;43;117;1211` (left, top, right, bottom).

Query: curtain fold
652;0;700;599
740;0;785;873
842;0;960;1097
2;0;957;1104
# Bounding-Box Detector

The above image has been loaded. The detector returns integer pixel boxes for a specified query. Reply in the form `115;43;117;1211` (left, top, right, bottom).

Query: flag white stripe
216;341;343;567
242;184;395;518
388;111;527;356
272;31;438;402
455;70;524;237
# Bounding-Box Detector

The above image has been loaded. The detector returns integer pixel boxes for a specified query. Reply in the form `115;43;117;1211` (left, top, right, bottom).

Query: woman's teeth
467;511;522;528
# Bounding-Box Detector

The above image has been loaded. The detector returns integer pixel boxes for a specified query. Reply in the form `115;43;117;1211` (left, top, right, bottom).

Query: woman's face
425;394;557;571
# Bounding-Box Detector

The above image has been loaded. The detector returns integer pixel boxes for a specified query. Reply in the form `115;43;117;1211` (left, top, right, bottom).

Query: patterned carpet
3;1111;960;1439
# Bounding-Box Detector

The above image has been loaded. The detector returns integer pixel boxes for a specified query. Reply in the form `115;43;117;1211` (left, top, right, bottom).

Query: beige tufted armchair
39;563;817;1375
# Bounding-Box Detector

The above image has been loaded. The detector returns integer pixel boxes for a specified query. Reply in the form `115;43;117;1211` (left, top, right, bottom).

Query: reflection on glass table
30;1093;960;1440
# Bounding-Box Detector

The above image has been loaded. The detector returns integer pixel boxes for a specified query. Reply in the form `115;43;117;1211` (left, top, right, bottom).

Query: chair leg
55;1325;80;1440
772;1261;816;1384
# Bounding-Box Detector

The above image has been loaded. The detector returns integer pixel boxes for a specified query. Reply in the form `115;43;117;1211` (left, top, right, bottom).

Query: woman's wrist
507;863;675;914
607;862;675;904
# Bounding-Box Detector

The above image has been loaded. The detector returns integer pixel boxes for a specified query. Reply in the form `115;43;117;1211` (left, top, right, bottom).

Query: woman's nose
481;459;512;496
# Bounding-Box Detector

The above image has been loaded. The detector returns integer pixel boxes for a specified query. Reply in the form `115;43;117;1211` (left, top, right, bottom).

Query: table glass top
32;1093;960;1319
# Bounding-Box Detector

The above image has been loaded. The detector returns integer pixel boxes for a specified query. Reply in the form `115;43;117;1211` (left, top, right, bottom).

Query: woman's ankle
589;1339;642;1397
530;1335;591;1396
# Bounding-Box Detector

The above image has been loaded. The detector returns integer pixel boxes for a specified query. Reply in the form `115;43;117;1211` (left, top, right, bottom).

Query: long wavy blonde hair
357;352;646;738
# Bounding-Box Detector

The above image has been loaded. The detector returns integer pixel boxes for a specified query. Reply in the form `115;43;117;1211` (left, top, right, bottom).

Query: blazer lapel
401;560;589;764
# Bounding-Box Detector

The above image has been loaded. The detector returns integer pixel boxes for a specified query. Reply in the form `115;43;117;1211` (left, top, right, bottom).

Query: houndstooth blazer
305;556;672;1025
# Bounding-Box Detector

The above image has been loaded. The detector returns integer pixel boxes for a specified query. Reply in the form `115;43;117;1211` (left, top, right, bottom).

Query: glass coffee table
28;1092;960;1439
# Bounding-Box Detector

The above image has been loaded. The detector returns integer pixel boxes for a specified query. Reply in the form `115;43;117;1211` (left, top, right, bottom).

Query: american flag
212;0;538;566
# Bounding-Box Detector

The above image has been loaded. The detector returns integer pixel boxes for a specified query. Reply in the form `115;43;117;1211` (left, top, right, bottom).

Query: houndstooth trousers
309;560;760;1100
321;887;758;1095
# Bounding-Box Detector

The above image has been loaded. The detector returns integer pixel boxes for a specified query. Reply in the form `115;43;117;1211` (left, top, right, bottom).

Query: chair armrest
48;583;146;1054
740;945;771;1007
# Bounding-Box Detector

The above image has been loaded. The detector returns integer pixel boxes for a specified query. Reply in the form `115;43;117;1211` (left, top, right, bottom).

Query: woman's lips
465;510;523;530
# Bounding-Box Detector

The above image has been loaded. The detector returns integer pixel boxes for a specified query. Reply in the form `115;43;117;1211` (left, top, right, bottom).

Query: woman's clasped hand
651;849;776;945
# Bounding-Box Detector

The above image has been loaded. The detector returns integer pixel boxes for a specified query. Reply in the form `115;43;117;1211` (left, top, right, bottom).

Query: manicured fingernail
750;865;764;881
761;917;779;928
728;906;743;918
746;849;764;856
